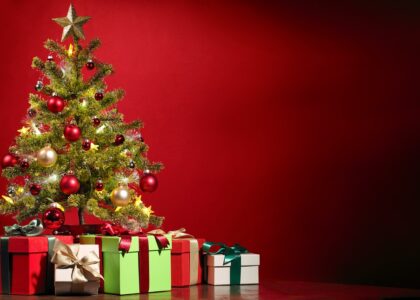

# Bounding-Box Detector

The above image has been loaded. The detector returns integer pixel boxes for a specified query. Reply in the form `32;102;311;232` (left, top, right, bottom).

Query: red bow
100;222;170;253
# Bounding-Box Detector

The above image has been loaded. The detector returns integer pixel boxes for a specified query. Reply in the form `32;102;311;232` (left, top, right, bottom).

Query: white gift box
206;253;260;285
54;244;101;295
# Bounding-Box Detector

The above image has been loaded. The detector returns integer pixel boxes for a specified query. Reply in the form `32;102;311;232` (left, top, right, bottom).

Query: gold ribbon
149;228;199;285
149;228;194;239
51;240;104;287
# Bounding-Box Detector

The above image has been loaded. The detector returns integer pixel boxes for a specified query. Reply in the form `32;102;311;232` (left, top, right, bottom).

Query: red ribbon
100;222;140;253
95;236;104;293
100;222;170;253
139;236;149;293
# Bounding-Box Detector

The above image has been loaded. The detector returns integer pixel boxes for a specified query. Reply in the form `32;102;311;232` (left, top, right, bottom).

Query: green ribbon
4;219;44;237
203;242;248;285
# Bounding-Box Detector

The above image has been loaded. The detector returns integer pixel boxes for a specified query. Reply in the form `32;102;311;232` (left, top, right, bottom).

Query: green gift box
80;234;172;295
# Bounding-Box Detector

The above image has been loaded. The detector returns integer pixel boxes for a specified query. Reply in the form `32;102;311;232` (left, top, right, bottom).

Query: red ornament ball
115;134;125;146
93;117;101;126
47;96;65;113
64;124;81;142
60;174;80;195
1;154;18;168
20;160;29;170
140;173;158;193
95;180;104;191
82;139;91;151
30;183;42;196
95;92;104;101
42;207;65;230
86;59;95;70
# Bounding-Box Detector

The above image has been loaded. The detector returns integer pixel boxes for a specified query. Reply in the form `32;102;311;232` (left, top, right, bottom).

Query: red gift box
171;238;205;287
0;235;73;295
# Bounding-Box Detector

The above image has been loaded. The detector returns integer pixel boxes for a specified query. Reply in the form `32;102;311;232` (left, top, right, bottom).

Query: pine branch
101;89;125;107
32;57;65;84
150;215;164;227
122;120;143;131
44;39;67;57
89;63;114;86
88;38;101;52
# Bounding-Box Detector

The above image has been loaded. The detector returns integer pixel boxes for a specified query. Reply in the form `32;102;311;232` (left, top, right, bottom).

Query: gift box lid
2;236;73;253
207;253;260;267
172;238;205;254
98;235;172;253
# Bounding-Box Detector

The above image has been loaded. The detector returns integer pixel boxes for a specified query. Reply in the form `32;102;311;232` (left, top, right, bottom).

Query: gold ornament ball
110;186;131;207
37;146;58;167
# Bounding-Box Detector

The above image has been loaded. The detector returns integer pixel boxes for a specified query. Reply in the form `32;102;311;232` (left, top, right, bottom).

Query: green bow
203;241;248;264
4;219;44;237
203;241;248;285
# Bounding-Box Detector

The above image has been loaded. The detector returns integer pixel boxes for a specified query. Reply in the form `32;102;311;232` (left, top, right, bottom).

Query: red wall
1;0;420;288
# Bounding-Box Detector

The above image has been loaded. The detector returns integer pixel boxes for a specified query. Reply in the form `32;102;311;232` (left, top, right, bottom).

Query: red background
1;0;420;288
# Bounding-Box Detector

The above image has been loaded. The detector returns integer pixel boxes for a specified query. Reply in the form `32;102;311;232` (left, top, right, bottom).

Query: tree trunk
78;207;85;225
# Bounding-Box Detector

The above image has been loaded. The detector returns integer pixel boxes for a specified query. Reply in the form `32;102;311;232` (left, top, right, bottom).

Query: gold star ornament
133;195;143;207
142;206;154;217
53;4;91;42
90;143;99;152
18;127;31;136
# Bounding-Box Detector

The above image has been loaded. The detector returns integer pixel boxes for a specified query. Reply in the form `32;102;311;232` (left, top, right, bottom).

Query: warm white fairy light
44;173;59;184
96;125;106;133
115;170;139;184
80;99;88;108
30;122;41;135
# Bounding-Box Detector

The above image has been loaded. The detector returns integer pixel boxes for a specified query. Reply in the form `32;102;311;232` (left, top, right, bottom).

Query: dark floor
2;281;420;300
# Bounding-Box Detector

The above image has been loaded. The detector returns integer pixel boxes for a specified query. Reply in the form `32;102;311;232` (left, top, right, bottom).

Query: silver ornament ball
7;186;15;196
35;80;43;91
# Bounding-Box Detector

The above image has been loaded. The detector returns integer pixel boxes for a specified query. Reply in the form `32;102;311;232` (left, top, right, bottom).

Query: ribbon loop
203;241;248;265
100;222;170;253
51;240;103;283
4;219;44;237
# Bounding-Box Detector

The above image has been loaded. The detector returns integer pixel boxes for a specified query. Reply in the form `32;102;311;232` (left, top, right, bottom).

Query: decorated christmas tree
0;4;163;230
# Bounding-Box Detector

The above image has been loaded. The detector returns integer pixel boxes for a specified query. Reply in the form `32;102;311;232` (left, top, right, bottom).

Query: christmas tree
0;4;163;229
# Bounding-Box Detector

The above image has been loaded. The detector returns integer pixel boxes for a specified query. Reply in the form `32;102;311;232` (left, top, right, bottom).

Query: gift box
0;235;73;295
80;234;172;294
206;253;260;285
53;242;102;295
171;238;205;287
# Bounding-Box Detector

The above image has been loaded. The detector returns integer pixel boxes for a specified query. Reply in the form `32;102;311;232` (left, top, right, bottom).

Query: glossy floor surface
2;281;420;300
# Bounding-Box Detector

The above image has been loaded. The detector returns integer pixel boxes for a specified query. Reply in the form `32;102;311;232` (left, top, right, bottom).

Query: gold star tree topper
53;4;91;42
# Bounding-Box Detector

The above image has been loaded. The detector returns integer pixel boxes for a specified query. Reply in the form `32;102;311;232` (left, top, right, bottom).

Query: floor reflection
0;284;260;300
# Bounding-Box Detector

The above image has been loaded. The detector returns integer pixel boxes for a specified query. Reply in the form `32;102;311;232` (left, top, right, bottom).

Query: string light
44;173;59;184
67;44;74;57
96;125;106;133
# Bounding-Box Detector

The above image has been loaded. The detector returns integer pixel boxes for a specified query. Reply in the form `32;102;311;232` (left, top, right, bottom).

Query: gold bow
51;240;104;283
148;228;195;239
